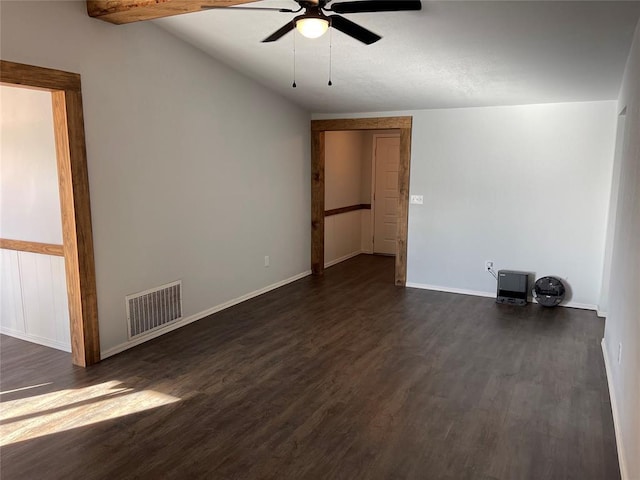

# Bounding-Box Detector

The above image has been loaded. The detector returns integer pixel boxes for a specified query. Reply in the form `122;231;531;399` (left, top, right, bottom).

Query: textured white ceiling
154;1;640;113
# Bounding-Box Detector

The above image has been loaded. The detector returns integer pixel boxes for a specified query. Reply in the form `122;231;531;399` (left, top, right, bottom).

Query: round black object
533;276;566;307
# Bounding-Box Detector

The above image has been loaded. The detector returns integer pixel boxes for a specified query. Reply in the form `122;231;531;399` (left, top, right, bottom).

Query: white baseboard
0;327;71;353
406;282;495;299
601;338;627;480
405;282;597;311
558;301;598;311
101;270;312;359
324;251;364;268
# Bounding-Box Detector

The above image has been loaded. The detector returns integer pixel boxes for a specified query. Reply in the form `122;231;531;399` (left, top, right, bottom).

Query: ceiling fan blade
201;6;297;12
262;20;296;43
330;1;421;14
329;15;381;45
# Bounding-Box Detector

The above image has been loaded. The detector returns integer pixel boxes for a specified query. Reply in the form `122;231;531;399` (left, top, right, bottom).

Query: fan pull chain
292;29;297;88
328;26;333;86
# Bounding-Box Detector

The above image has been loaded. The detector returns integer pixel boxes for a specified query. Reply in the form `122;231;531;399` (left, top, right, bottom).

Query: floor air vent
126;281;183;339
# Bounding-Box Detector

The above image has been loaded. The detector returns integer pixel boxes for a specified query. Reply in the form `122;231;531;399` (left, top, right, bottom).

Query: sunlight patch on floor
0;380;180;446
0;382;53;395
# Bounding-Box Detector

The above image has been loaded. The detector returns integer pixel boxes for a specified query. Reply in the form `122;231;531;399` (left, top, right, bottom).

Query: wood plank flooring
0;255;619;479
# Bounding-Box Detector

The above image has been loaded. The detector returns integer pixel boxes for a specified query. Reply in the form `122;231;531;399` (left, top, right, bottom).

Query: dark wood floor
1;255;618;480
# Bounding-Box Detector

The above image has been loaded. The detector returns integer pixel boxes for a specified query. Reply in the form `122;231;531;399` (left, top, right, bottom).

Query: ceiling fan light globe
296;18;329;39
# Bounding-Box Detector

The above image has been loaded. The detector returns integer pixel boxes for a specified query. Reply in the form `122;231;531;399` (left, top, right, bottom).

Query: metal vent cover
126;280;182;339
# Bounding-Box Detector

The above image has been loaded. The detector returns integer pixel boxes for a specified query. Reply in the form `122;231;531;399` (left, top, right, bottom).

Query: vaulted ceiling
90;1;640;113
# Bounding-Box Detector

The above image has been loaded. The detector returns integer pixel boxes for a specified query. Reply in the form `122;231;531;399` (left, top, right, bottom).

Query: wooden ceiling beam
86;0;261;25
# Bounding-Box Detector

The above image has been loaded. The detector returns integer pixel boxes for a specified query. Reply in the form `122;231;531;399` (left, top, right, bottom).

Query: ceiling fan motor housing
298;0;328;7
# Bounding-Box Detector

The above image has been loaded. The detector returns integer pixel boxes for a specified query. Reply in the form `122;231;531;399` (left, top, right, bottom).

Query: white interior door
373;136;400;255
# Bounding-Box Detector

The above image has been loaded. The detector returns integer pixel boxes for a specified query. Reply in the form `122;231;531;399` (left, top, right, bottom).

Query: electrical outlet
410;195;424;205
264;256;270;268
485;260;494;271
618;343;622;364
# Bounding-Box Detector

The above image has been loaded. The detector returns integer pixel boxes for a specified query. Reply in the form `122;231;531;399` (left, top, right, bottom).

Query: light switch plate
410;195;424;205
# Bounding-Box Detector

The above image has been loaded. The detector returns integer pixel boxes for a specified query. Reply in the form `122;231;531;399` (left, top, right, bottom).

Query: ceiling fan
202;1;422;45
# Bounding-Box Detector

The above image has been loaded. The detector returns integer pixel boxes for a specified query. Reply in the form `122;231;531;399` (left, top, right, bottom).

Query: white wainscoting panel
50;255;71;348
0;249;70;352
0;250;25;333
325;210;363;266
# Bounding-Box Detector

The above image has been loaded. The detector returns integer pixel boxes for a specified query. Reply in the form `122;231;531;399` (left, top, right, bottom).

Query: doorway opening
310;117;412;286
0;60;100;367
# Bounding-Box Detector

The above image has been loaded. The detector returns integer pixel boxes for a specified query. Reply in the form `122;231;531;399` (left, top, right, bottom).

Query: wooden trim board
325;204;371;217
396;127;412;286
310;117;412;286
1;60;100;367
0;238;64;257
311;131;325;276
86;0;260;24
311;117;412;132
0;62;80;92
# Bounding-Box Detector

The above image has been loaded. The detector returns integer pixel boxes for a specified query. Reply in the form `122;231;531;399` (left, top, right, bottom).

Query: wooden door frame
311;117;413;286
1;60;100;366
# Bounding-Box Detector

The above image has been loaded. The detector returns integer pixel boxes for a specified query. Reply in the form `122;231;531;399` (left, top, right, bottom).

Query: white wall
314;102;617;308
599;111;626;317
0;250;71;352
324;131;369;265
407;102;616;307
603;19;640;480
0;1;311;355
0;86;62;244
325;131;366;210
324;211;362;266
